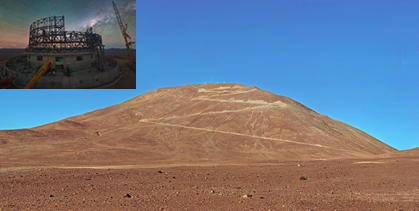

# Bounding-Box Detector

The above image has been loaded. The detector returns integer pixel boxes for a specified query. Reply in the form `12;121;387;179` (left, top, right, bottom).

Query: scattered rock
123;194;131;198
242;194;252;198
300;176;307;180
49;195;53;197
210;190;215;193
157;171;163;173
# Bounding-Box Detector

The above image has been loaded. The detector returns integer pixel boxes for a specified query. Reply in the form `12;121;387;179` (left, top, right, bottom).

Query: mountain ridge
0;83;397;168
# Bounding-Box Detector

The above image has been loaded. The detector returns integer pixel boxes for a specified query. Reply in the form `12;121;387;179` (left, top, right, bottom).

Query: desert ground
1;84;418;210
0;48;136;89
1;157;418;210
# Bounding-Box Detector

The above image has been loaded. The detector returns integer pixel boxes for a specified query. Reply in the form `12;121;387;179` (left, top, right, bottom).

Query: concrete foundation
3;54;121;89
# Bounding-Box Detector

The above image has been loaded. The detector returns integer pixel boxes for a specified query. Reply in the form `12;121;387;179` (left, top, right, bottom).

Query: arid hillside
2;84;419;210
381;147;419;158
0;84;396;169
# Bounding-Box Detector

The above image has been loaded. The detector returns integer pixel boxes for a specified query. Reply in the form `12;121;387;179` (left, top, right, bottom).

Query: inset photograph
0;0;136;89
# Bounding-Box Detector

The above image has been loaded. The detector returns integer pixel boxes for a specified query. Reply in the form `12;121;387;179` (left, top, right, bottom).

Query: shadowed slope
0;84;396;168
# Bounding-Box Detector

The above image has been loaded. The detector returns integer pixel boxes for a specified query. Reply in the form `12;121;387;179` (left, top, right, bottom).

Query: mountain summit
0;84;396;167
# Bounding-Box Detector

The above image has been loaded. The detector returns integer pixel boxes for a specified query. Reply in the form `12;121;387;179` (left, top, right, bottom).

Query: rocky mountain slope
0;84;396;168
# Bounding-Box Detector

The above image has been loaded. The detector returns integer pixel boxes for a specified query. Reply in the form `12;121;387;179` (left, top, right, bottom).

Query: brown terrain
0;83;418;210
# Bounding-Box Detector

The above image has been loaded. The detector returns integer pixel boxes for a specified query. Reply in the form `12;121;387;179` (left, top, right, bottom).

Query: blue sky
1;0;418;151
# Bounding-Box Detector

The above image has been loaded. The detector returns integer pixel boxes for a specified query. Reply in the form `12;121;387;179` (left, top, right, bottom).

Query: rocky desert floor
1;157;418;210
1;84;417;210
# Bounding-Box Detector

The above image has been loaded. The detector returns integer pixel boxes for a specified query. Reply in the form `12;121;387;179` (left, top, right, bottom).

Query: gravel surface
1;157;418;210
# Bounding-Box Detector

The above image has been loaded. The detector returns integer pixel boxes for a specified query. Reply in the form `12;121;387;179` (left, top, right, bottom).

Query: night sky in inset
0;0;136;49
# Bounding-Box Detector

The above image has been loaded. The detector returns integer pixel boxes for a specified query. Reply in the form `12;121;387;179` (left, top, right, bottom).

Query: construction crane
113;1;135;67
25;57;55;89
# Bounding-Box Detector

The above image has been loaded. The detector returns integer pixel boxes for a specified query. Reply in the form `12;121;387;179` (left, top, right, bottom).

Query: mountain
381;147;419;158
0;84;396;168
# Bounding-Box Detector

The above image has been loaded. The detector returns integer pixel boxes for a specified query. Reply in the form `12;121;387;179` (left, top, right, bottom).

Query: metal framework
113;1;135;66
26;16;103;53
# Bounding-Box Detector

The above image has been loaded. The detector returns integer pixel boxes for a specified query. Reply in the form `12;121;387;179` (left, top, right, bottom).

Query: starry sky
0;0;136;49
1;0;418;151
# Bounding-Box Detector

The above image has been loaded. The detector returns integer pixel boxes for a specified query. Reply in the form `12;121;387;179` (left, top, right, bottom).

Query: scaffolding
26;16;103;53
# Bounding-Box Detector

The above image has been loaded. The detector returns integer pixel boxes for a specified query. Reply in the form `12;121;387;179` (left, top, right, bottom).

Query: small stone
49;195;53;197
242;194;252;198
157;171;163;173
300;176;307;180
210;190;215;193
123;194;131;198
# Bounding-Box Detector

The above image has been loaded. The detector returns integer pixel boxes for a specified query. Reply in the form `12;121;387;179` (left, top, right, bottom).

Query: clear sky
0;0;136;49
1;0;418;151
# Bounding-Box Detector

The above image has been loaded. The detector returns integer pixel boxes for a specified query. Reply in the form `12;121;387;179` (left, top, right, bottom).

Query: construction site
0;1;135;89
